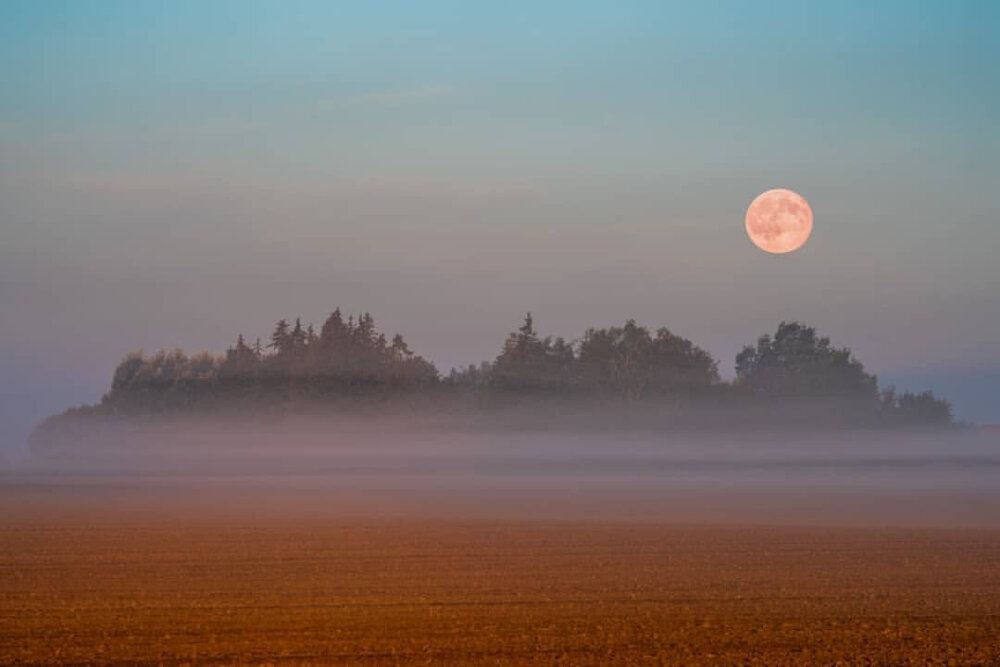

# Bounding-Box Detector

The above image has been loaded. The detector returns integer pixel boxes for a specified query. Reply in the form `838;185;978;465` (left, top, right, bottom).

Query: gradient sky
1;1;998;454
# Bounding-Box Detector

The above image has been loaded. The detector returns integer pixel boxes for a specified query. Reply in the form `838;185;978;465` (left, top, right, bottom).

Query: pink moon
745;188;813;254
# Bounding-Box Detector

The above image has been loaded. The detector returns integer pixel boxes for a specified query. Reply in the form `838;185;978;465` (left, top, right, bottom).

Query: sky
1;1;999;455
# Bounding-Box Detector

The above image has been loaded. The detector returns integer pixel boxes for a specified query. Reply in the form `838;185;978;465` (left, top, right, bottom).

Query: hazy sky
1;1;998;451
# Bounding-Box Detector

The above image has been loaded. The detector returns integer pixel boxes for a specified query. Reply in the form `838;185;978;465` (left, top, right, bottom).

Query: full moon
745;188;813;254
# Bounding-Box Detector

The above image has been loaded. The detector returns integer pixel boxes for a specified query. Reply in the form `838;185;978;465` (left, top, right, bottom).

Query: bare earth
2;485;999;665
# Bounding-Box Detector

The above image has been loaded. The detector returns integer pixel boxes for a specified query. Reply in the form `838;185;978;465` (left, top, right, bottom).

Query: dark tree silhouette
489;315;718;399
735;322;877;399
879;388;952;427
31;310;955;437
491;314;576;393
578;320;719;400
91;308;438;413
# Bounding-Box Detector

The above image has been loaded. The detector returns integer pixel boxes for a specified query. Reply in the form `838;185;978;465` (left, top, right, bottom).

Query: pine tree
391;334;410;359
290;318;306;349
269;319;291;354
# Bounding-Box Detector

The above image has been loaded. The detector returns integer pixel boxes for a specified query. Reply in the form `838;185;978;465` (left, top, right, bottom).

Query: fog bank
5;415;997;528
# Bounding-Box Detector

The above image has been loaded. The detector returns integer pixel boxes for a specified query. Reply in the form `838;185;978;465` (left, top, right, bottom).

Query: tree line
81;308;952;428
105;309;438;412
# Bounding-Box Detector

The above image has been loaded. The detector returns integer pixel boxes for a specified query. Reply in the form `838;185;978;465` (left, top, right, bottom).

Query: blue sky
1;1;998;453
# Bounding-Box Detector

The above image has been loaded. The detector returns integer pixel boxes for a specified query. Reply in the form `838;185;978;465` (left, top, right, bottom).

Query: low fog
7;413;998;529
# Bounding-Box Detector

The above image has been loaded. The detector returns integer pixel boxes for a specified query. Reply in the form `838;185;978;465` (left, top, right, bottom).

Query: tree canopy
735;321;877;399
38;309;954;430
105;309;438;413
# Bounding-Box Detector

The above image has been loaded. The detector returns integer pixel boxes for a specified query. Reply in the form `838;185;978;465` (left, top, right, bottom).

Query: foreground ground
2;484;999;666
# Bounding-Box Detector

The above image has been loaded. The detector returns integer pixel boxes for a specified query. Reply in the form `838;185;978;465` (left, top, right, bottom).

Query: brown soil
2;504;998;665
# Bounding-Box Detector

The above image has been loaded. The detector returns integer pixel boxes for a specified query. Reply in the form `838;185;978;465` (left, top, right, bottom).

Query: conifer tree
269;319;291;354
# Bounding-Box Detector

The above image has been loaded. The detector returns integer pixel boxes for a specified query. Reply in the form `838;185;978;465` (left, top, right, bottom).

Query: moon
745;188;813;254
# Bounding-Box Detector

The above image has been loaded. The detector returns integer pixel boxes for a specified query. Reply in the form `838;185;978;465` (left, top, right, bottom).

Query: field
2;483;999;665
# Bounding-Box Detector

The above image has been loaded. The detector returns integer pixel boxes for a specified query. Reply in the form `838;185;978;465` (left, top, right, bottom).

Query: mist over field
4;412;994;529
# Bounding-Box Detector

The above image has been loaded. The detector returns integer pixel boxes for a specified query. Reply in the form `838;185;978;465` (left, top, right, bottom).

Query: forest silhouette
31;308;954;448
